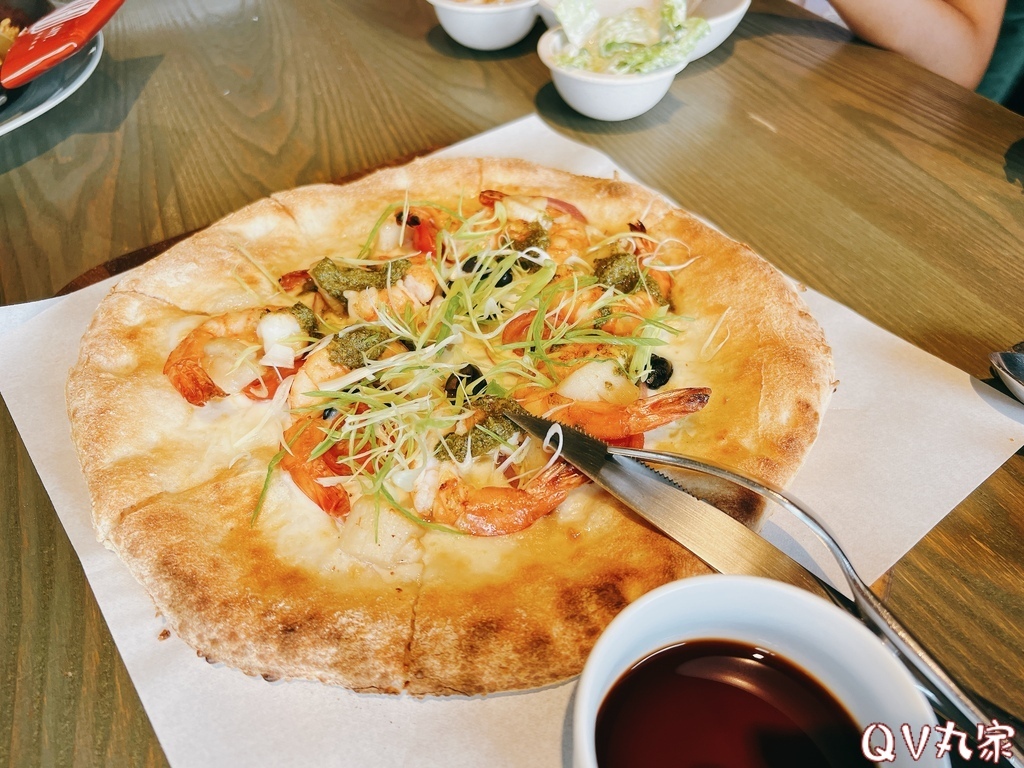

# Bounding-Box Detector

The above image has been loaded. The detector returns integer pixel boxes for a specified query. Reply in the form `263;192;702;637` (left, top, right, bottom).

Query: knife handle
611;445;1024;765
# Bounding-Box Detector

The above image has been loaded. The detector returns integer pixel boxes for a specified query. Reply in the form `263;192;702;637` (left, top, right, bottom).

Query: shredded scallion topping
257;196;696;531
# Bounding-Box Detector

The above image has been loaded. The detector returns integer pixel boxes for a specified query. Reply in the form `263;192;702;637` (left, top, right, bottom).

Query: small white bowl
427;0;540;51
537;26;687;120
537;0;559;27
537;0;750;60
573;575;948;768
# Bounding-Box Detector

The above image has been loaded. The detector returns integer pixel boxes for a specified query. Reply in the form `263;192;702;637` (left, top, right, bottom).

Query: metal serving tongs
508;411;1024;763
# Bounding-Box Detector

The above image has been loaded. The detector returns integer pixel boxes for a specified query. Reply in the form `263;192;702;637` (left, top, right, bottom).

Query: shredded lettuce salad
553;0;709;74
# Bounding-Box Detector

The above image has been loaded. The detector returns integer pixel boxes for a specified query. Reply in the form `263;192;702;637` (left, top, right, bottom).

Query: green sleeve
977;0;1024;103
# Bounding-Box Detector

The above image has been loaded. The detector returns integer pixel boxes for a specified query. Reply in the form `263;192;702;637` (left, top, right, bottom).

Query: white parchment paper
2;115;1023;768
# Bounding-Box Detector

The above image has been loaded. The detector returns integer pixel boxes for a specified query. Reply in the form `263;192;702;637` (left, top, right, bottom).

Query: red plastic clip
0;0;125;89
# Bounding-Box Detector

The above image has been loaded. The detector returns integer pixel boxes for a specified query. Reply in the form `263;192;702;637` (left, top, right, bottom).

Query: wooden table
2;1;1023;764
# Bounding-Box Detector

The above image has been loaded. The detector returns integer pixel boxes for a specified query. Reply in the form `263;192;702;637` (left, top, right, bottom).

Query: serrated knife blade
507;410;846;606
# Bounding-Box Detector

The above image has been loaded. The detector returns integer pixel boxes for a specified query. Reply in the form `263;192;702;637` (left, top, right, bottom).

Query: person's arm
825;0;1006;90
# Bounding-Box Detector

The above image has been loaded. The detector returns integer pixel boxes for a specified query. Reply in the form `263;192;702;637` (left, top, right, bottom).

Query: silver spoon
990;341;1024;404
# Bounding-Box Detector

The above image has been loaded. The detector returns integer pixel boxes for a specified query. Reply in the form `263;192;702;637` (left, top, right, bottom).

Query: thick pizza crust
643;209;835;518
66;291;286;539
66;157;833;695
409;487;710;695
109;467;419;692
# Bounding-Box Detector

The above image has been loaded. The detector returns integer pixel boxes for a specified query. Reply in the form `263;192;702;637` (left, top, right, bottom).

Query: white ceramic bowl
537;0;751;60
427;0;540;51
537;27;687;120
689;0;751;60
574;575;948;768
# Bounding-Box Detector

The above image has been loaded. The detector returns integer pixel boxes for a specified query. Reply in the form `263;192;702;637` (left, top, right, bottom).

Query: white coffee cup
573;575;949;768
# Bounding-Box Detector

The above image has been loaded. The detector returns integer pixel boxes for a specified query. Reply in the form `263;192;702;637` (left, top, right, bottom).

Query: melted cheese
261;473;424;582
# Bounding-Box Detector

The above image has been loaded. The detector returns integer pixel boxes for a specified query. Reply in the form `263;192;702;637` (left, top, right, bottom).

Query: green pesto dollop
435;396;521;462
285;303;322;338
309;257;412;301
593;251;640;294
326;326;393;369
643;270;668;305
593;250;668;305
512;221;551;253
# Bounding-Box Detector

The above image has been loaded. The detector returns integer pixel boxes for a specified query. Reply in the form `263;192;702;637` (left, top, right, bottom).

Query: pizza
65;157;833;695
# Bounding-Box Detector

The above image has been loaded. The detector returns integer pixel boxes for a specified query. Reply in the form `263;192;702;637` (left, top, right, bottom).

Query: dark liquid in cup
595;639;872;768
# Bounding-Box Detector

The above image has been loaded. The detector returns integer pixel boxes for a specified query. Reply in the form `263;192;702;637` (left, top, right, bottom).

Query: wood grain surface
2;0;1023;765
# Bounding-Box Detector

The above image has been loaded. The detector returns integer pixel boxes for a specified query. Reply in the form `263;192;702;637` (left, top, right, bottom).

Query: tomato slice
279;269;313;292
